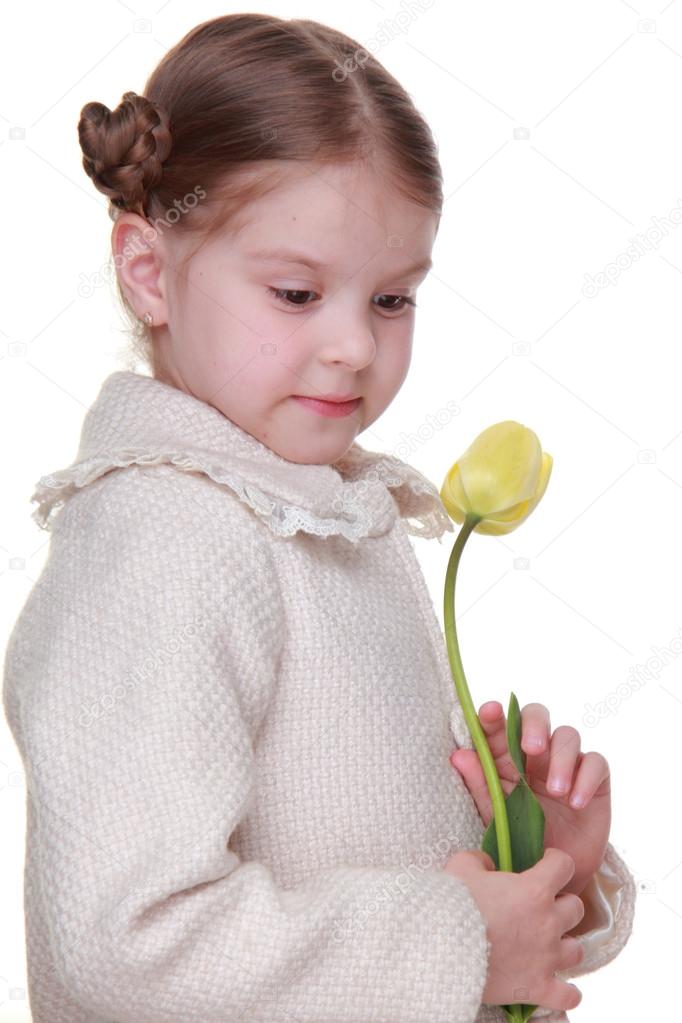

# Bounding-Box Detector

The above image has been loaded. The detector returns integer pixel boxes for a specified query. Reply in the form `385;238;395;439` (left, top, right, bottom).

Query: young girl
3;13;635;1023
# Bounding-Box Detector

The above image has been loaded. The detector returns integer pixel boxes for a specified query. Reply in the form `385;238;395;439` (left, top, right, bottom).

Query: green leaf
484;692;547;1023
481;691;546;872
481;777;545;873
503;1002;539;1022
506;691;526;777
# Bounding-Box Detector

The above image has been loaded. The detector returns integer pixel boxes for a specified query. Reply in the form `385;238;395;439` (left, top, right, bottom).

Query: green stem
443;513;514;874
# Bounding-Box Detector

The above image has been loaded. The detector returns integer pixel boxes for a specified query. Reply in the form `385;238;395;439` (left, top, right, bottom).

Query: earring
142;311;153;326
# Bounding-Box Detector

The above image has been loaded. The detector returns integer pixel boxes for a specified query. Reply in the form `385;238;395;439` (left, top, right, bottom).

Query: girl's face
128;163;437;465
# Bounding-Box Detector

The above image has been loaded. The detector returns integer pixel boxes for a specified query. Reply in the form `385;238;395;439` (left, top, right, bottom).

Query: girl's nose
319;322;377;371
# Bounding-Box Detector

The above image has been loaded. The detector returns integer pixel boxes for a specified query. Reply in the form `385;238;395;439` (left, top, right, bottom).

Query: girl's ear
111;212;169;327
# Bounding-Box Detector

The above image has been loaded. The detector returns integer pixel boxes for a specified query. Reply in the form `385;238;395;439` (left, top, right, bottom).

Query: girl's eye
266;286;417;313
267;287;318;307
373;294;417;313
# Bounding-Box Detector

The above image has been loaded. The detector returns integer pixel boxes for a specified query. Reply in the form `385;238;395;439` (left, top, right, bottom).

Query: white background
1;1;677;1019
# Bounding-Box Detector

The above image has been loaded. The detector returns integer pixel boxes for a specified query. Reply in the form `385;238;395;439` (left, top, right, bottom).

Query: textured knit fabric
3;370;637;1023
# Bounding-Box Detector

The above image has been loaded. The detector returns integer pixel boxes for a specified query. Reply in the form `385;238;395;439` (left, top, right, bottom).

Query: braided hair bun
78;91;171;218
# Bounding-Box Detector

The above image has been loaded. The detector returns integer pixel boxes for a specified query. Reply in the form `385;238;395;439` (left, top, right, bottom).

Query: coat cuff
554;840;637;980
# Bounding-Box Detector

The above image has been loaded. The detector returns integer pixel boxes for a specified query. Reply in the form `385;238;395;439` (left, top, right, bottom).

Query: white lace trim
30;447;454;543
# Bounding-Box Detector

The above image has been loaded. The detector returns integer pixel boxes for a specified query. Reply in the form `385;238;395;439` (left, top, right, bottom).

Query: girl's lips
293;395;361;418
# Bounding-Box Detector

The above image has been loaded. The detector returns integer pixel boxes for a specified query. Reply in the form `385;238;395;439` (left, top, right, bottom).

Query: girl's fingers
565;751;611;809
557;935;585;970
476;701;508;757
461;701;611;821
479;701;553;756
454;744;521;827
545;725;581;795
520;702;552;756
475;701;524;781
451;748;496;821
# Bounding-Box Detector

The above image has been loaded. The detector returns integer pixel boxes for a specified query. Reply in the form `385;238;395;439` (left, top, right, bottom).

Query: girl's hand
450;701;611;896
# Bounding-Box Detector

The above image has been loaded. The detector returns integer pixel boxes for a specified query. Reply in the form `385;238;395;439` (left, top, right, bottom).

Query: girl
2;13;635;1023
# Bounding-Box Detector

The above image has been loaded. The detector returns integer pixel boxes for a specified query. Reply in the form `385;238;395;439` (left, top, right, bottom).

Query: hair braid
78;90;171;217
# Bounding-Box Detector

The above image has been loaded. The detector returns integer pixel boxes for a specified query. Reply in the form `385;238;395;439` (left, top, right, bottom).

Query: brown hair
78;13;443;371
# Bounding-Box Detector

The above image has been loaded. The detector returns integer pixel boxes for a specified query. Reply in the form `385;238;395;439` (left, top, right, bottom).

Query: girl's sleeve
3;467;492;1023
554;840;637;979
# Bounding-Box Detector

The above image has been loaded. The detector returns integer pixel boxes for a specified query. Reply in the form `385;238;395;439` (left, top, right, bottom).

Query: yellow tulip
440;420;553;535
440;419;553;1023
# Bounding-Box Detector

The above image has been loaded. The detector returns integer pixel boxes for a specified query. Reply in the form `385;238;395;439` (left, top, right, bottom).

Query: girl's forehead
240;241;433;283
234;161;432;228
229;171;437;267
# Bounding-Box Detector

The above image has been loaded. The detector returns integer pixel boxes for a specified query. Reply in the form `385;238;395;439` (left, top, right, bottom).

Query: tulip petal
472;515;526;536
520;451;553;519
477;454;553;534
439;463;471;523
458;422;542;517
440;422;552;536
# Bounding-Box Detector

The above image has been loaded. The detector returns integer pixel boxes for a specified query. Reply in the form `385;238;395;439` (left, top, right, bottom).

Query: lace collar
31;371;455;543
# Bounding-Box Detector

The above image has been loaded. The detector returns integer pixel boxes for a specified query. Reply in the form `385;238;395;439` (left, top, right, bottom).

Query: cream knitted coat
3;371;636;1023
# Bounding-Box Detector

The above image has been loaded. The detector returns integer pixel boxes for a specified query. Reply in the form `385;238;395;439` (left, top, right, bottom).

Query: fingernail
570;793;585;808
549;778;567;794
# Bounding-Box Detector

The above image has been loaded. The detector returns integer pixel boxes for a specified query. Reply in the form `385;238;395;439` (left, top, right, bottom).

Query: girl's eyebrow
245;246;433;277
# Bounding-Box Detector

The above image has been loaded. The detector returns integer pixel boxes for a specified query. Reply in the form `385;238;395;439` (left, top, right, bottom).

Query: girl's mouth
292;395;362;418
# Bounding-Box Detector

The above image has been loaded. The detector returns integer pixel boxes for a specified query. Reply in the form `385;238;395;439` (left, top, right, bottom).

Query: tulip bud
440;421;552;535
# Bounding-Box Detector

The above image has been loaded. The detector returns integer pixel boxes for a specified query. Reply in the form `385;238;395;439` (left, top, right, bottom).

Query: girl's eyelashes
267;287;316;308
375;294;418;312
266;286;417;314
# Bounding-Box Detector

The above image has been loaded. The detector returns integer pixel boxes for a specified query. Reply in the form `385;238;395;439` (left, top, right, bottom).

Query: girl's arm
4;466;493;1023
